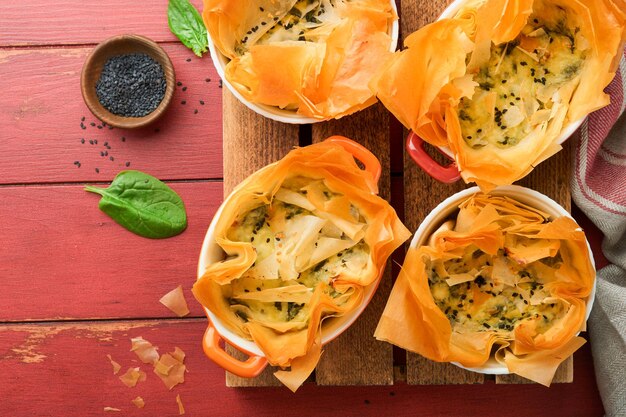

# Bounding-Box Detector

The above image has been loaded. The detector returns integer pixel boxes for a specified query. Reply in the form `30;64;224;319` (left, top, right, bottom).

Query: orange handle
202;323;268;378
325;136;382;185
406;131;461;183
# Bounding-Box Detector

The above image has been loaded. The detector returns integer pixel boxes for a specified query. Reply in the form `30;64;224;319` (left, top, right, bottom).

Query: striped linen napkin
571;51;626;417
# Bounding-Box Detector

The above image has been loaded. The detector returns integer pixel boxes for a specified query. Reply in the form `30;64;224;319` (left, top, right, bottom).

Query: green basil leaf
85;170;188;239
167;0;208;57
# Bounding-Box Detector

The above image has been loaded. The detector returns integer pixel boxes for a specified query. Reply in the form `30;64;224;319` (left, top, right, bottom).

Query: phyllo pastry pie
375;193;595;385
193;137;410;391
372;0;626;190
203;0;397;119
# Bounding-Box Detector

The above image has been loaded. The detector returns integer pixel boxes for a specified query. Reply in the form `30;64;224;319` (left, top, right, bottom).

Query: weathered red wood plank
0;0;203;46
0;182;222;321
0;319;603;416
0;45;222;185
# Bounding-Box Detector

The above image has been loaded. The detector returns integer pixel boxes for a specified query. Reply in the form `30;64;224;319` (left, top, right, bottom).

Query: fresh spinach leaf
85;170;188;239
168;0;208;57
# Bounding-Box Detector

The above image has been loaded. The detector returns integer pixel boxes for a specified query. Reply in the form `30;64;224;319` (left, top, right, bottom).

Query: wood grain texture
402;0;480;385
312;103;394;386
0;0;203;46
0;45;222;184
0;319;603;417
221;88;300;387
400;0;574;385
0;182;222;321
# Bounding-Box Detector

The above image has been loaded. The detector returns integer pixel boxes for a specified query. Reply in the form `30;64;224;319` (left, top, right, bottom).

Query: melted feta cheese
458;13;586;149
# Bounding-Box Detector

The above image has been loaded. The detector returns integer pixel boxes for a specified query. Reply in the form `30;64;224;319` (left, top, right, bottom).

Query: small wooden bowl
81;34;175;129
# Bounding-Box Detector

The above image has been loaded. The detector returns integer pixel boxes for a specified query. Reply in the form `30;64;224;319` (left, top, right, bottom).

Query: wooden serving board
220;0;573;387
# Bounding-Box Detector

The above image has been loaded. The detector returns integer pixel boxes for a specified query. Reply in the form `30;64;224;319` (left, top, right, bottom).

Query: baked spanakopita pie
193;138;410;391
372;0;626;190
375;194;595;385
203;0;397;119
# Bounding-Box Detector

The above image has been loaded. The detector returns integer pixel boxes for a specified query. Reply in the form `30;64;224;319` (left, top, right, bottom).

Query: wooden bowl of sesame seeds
81;34;176;129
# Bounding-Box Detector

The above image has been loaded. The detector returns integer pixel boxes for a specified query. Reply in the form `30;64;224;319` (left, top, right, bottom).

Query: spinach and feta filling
458;12;586;149
224;178;369;326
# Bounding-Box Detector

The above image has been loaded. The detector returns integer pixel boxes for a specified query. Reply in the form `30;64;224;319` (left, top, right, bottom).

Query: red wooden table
0;1;607;416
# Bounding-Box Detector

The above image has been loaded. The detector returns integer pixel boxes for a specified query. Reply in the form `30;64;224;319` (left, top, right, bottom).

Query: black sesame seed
81;138;85;144
94;140;98;144
199;100;205;105
81;117;85;122
482;323;490;328
181;100;186;105
205;78;211;82
121;136;126;142
182;86;187;92
95;53;166;118
218;80;223;88
125;162;130;167
516;97;521;101
194;109;198;114
177;81;182;87
90;122;96;127
259;7;264;11
95;168;100;173
477;128;482;133
103;141;108;146
186;58;192;62
501;80;507;84
510;102;515;106
100;151;105;157
110;156;114;161
89;140;94;145
97;125;102;129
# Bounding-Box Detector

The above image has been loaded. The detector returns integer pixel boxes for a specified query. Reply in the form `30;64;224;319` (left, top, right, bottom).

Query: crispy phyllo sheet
132;397;145;409
154;347;187;390
130;336;159;365
375;194;595;386
204;0;397;119
372;0;626;190
193;140;410;391
160;285;190;317
118;367;147;388
106;354;121;375
176;394;185;415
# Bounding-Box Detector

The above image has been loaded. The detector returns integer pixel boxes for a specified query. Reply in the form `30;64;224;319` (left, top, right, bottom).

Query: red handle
325;136;382;185
406;131;461;183
202;322;268;378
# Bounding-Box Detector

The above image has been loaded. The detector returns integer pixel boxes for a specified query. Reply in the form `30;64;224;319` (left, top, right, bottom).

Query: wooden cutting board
220;0;573;387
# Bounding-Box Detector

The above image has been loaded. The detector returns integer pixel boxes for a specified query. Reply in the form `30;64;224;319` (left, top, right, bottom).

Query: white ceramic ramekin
406;0;585;183
409;185;596;374
207;1;399;124
196;137;385;377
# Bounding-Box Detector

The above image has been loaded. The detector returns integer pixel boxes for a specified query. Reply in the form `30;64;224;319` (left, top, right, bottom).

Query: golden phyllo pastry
371;0;626;190
203;0;397;119
193;138;410;391
375;194;595;386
